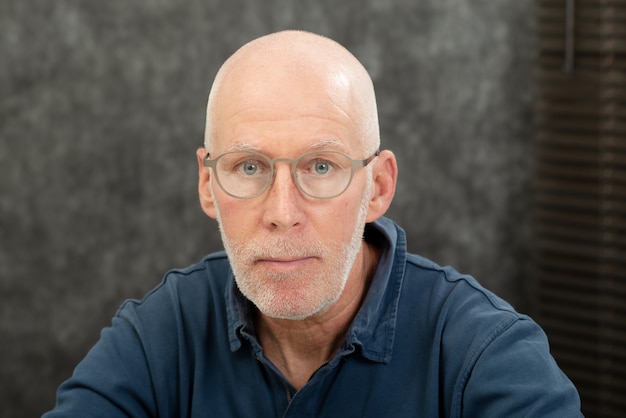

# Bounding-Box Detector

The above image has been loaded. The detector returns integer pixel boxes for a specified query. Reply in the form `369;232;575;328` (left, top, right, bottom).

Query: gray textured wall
1;1;533;416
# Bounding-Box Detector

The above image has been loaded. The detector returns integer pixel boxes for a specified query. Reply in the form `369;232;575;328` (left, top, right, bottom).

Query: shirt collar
226;216;407;364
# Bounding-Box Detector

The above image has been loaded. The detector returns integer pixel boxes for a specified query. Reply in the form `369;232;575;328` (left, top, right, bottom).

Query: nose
262;161;304;230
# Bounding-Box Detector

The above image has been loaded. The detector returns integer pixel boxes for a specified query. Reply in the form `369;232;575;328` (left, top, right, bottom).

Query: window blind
534;1;626;416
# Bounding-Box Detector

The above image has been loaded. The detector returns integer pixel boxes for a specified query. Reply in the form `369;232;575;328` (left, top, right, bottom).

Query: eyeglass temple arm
362;150;380;166
202;152;216;168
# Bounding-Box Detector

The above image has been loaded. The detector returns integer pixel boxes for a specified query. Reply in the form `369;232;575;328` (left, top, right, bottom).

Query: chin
258;300;334;321
245;280;343;321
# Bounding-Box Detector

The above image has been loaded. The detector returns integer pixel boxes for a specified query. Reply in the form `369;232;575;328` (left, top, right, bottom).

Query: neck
255;241;380;390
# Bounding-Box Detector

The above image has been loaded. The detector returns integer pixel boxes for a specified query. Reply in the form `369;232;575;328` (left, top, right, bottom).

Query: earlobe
196;148;218;219
366;150;398;223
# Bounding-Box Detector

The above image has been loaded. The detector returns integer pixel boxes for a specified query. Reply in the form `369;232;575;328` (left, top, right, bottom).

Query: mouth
254;256;318;272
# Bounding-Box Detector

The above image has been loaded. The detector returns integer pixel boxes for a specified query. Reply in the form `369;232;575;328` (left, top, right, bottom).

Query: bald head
204;30;379;155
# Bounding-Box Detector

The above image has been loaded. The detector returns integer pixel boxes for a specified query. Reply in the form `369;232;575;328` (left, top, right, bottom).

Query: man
44;30;582;417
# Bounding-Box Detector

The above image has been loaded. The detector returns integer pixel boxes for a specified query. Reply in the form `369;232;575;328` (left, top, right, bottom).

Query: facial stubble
212;176;373;320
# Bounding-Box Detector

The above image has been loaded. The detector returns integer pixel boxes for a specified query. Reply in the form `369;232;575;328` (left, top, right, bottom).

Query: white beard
212;177;373;320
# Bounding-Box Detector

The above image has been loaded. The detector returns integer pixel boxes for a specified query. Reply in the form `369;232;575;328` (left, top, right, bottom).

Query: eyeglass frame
202;149;380;199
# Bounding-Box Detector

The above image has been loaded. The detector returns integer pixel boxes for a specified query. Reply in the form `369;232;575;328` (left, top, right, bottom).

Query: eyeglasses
203;150;379;199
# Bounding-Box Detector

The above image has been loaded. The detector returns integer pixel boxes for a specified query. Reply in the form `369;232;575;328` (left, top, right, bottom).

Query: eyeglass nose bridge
264;156;303;194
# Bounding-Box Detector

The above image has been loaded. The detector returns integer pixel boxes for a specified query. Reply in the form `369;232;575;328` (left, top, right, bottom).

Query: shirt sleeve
42;314;157;418
459;317;583;417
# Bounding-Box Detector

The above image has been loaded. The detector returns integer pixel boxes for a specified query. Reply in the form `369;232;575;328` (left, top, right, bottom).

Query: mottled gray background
1;1;533;416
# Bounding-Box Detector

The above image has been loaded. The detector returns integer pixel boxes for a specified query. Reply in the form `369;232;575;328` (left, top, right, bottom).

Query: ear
366;150;398;223
196;148;218;219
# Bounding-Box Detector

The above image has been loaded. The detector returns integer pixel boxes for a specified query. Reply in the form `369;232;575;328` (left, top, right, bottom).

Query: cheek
312;198;364;239
213;196;255;238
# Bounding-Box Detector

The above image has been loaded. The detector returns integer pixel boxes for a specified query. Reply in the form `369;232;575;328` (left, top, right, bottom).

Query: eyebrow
228;142;263;152
227;138;346;154
305;138;345;151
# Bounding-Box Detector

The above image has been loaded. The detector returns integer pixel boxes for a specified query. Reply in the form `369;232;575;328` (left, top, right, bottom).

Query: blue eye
241;162;258;175
314;161;331;175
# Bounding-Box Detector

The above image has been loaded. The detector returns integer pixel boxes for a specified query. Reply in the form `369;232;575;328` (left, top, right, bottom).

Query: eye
240;162;259;176
299;153;345;177
229;156;267;176
313;161;331;175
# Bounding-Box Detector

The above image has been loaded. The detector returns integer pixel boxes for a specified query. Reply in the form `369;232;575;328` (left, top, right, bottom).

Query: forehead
225;137;350;156
211;68;361;155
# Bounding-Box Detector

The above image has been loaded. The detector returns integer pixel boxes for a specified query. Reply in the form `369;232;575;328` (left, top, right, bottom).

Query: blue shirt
44;217;582;417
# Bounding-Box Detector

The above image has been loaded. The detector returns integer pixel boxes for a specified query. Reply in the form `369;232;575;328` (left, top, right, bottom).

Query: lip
255;256;317;271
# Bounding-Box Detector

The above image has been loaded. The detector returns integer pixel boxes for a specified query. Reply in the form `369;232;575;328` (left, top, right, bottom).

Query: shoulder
399;252;529;374
102;251;234;374
402;252;520;321
398;254;581;415
115;251;231;324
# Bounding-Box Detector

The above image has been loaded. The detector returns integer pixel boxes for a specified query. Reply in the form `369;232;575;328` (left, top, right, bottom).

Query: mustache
226;236;329;260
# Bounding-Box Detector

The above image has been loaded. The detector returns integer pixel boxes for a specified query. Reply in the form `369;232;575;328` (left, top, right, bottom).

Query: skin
196;30;398;389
